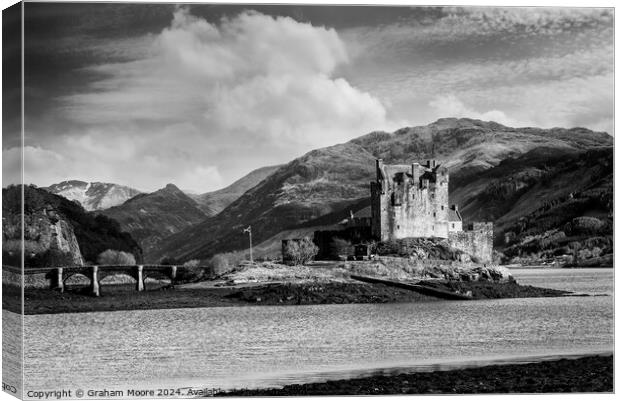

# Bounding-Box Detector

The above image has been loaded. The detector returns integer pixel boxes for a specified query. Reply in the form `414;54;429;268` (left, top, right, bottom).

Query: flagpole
249;227;253;264
244;225;253;264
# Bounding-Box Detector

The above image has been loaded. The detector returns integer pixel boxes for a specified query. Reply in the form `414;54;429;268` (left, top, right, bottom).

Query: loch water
5;268;614;397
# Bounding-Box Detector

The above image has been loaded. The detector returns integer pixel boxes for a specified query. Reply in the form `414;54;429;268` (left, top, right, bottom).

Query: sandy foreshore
4;279;572;315
218;355;613;395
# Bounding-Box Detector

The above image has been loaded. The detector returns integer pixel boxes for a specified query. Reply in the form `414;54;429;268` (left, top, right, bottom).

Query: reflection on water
10;268;615;397
511;267;613;295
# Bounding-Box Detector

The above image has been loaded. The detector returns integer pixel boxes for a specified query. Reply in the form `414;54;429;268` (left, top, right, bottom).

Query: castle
299;159;493;263
371;159;461;240
370;159;493;263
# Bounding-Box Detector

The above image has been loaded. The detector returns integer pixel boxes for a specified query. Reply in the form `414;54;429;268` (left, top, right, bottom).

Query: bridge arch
18;264;184;296
98;270;140;284
62;272;91;287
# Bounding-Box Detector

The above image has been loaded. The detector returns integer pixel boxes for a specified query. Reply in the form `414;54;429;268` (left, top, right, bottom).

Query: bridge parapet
2;264;197;296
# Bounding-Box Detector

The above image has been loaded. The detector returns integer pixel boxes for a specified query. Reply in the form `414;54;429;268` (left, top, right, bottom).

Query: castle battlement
371;158;455;240
370;159;493;263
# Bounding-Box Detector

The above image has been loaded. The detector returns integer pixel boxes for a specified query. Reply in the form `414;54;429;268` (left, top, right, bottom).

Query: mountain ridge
44;180;142;211
100;183;208;259
151;118;612;262
189;164;283;216
3;185;143;266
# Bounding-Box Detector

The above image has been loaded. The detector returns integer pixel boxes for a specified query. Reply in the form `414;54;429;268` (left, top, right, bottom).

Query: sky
2;2;614;192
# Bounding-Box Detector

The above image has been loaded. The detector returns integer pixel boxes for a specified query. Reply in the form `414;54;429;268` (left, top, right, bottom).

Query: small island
3;160;582;315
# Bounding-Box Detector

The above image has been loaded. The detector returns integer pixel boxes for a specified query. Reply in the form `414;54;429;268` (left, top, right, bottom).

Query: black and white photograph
1;0;615;398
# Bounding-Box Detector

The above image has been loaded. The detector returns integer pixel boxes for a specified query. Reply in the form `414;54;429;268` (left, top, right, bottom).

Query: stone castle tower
370;158;493;263
370;159;462;241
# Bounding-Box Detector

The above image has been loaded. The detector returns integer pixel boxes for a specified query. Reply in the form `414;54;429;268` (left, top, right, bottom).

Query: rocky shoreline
218;355;613;395
4;279;571;315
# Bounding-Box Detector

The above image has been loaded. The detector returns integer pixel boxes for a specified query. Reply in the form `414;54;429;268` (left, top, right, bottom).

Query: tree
97;249;136;265
207;252;245;276
25;249;75;268
283;237;318;266
158;256;179;265
175;259;205;283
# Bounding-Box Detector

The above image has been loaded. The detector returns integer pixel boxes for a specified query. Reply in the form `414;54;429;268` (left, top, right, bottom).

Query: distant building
297;159;494;264
371;159;458;240
369;159;493;263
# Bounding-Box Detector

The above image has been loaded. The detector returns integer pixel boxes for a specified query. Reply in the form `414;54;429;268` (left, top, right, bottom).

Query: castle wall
448;221;463;232
448;222;493;264
371;160;452;241
385;184;449;239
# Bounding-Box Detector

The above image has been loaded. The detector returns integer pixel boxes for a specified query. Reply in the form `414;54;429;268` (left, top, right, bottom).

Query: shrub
175;259;205;283
208;252;246;276
209;254;232;276
28;249;75;268
376;240;400;256
282;237;318;266
3;240;53;267
97;249;136;265
376;238;465;261
565;216;605;236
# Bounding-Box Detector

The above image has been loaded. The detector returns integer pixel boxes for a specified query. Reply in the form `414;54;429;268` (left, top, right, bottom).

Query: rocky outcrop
4;206;84;266
343;257;513;283
3;185;143;266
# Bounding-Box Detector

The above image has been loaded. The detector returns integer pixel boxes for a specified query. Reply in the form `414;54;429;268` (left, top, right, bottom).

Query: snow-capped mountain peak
44;180;142;211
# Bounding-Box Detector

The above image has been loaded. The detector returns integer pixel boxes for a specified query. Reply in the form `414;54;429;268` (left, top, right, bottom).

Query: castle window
433;212;436;217
397;225;400;229
441;205;444;210
451;223;455;229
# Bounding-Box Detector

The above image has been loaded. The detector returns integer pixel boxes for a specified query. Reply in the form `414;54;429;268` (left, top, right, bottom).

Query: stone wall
448;222;494;264
371;159;452;241
2;267;51;289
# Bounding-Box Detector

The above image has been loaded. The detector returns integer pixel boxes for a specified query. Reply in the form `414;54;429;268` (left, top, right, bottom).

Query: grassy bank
4;282;439;315
219;355;613;395
4;278;571;315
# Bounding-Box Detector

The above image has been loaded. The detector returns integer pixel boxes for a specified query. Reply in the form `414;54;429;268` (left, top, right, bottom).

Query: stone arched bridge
4;264;187;296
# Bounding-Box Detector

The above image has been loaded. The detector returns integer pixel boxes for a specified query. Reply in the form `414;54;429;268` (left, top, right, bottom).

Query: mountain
2;185;142;266
189;165;283;216
45;180;142;211
152;118;613;263
452;147;612;264
100;184;208;261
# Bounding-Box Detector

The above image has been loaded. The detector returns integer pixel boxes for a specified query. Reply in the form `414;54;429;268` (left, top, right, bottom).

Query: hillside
189;164;282;216
2;185;142;266
152;118;612;263
45;180;142;211
100;184;207;260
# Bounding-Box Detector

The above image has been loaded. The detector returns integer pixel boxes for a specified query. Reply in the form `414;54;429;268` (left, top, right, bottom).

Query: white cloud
3;146;65;188
341;7;613;135
49;8;394;191
208;74;388;149
22;6;614;194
